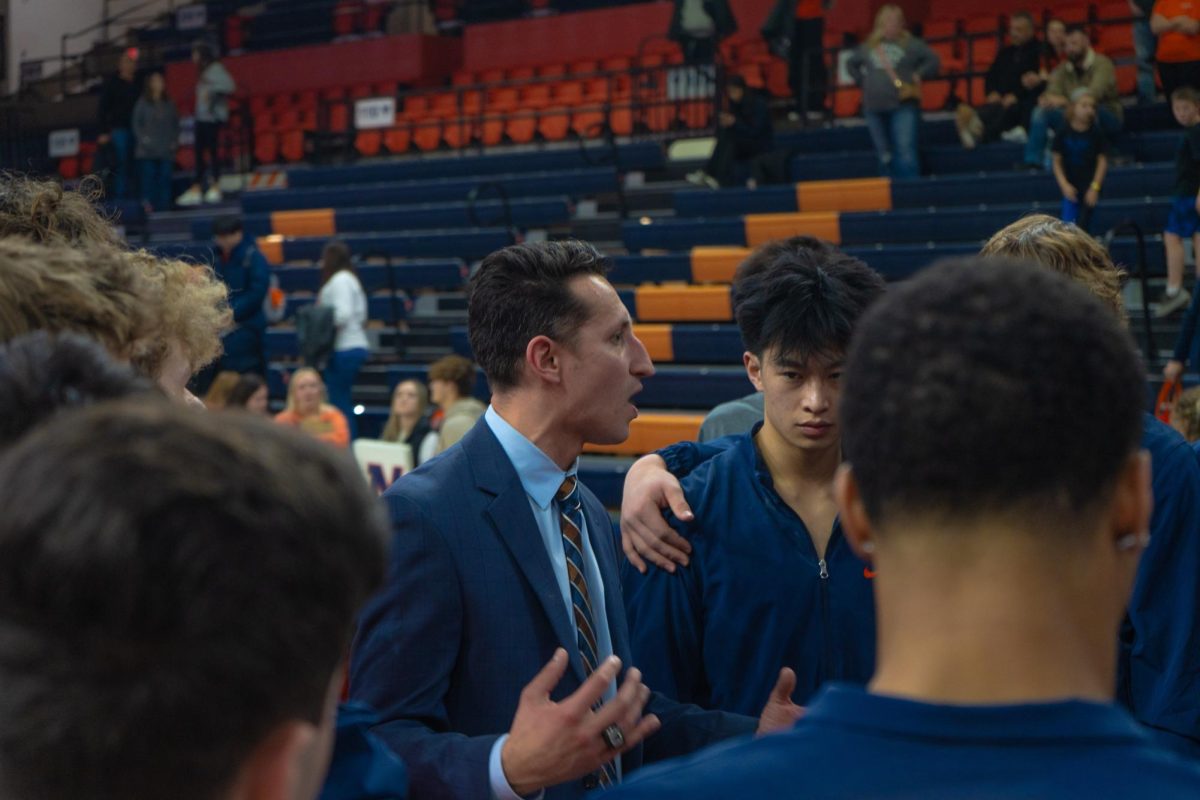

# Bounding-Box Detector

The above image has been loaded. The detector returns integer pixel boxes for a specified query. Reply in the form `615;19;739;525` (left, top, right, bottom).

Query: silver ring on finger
602;724;625;750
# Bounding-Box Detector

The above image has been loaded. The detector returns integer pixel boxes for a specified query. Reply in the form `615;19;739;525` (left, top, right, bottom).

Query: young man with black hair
623;237;886;714
350;240;801;800
605;258;1200;799
198;213;270;391
0;398;390;800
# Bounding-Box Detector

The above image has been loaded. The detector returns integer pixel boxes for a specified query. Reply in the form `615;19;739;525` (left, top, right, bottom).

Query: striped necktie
556;475;617;788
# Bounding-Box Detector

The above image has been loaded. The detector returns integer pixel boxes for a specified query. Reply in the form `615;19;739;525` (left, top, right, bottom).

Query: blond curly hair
0;173;125;248
1174;386;1200;443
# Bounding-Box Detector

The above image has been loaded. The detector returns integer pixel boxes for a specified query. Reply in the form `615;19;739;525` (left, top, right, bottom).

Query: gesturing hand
501;649;662;796
756;668;806;735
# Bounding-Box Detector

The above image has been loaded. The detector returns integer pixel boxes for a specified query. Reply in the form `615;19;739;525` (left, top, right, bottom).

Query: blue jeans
138;158;173;211
109;128;133;199
324;347;369;440
1025;106;1122;167
1133;17;1158;104
864;104;920;179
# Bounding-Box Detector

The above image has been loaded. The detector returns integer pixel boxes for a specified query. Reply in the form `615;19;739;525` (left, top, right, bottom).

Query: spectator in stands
317;240;370;440
97;51;140;201
0;397;388;800
1045;17;1068;67
386;0;437;35
605;257;1200;800
762;0;833;117
846;5;940;179
132;71;179;213
686;75;773;189
428;354;485;453
201;214;270;388
202;370;241;409
1171;385;1200;449
669;0;737;65
1152;0;1200;100
1132;0;1160;104
381;378;438;465
275;367;350;448
1157;86;1200;318
955;11;1048;148
226;371;270;414
623;237;885;717
1022;25;1121;171
177;41;236;207
1051;88;1109;233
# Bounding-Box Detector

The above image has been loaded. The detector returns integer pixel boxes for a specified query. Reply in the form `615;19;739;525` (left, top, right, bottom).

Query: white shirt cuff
489;734;545;800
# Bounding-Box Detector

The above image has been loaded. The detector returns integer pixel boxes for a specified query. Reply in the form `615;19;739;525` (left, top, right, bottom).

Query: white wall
7;0;181;92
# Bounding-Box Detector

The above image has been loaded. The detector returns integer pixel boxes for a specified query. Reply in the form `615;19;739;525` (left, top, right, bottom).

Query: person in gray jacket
177;41;236;207
846;4;939;179
132;72;179;213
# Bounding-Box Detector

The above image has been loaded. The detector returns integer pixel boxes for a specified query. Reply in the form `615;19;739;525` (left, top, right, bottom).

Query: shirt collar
1069;48;1095;73
805;683;1148;744
484;405;577;510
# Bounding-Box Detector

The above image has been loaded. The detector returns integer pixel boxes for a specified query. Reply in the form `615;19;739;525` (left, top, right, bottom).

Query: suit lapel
466;422;589;685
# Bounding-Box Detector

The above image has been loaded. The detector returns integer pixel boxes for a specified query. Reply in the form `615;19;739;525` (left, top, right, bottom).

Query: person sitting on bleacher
428;354;486;454
1022;25;1121;171
275;367;351;448
955;11;1050;148
686;75;773;189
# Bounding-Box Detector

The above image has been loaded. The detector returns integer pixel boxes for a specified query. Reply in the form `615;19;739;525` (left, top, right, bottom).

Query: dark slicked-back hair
0;400;389;800
467;240;609;391
841;257;1144;526
0;331;154;449
732;235;886;362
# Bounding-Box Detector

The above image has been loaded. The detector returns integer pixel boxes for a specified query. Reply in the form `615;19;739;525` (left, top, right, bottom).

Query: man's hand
1180;16;1200;35
756;668;805;735
501;650;661;796
1165;359;1185;383
1021;71;1042;90
1084;186;1100;206
97;133;111;145
1060;183;1079;202
985;91;1002;104
1129;0;1143;15
719;111;736;127
620;454;694;574
1002;93;1018;107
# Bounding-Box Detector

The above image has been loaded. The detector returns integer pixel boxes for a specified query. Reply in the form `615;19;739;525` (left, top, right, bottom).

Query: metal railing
1103;219;1158;366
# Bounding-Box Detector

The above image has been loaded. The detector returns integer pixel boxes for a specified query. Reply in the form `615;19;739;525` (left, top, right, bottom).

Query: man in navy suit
350;240;799;799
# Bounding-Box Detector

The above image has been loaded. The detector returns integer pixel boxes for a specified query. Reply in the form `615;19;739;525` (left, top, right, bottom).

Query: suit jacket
350;419;756;799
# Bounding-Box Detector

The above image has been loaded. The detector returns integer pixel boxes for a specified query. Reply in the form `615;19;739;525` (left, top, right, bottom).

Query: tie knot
556;475;578;504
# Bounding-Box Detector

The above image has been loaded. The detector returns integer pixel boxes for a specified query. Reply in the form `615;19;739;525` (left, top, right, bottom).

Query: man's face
1173;97;1200;127
118;55;135;80
727;84;745;103
747;346;843;455
215;231;242;255
429;378;449;407
1009;17;1034;46
1066;31;1089;63
555;275;654;446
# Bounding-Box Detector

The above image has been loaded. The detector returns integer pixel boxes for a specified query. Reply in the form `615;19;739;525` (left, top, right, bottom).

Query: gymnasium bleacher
27;0;1199;505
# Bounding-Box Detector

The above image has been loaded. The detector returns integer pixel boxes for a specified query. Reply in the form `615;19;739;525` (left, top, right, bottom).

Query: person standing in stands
1156;86;1200;318
97;51;140;200
623;237;885;716
1132;0;1161;105
427;354;485;453
686;76;773;189
955;11;1049;148
762;0;833;118
1051;88;1109;233
317;240;369;440
846;5;940;180
604;259;1200;800
1022;26;1121;170
201;215;270;388
1152;0;1200;99
177;41;235;207
132;71;179;213
668;0;737;65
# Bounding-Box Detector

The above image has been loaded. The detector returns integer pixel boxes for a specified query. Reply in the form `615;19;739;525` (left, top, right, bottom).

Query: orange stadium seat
413;118;443;151
255;132;279;164
384;125;411;154
281;130;305;162
355;130;383;157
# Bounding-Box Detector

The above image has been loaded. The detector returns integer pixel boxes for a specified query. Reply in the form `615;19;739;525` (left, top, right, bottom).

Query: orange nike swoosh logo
863;567;877;579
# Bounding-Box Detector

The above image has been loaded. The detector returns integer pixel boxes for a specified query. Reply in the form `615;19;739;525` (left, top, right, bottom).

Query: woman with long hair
846;5;939;179
132;71;179;212
380;379;438;465
317;239;370;440
226;372;270;415
274;367;349;448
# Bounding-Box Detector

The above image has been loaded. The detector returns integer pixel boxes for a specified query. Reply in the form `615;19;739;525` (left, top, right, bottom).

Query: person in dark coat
97;52;139;200
687;75;773;189
668;0;737;64
762;0;834;115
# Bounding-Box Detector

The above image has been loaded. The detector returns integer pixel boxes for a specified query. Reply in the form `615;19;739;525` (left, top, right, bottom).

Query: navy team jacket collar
807;683;1149;744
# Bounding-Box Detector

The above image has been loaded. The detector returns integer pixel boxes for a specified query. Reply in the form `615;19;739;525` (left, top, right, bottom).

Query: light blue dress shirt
483;406;619;799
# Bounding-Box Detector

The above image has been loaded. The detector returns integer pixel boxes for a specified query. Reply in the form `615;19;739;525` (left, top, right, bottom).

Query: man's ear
1109;450;1152;556
834;465;876;564
226;720;319;800
744;351;764;392
525;335;562;386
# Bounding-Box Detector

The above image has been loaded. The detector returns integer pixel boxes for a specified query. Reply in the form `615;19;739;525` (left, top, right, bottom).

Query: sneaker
1156;288;1192;318
175;185;202;207
959;129;977;149
204;186;223;204
685;170;707;186
1000;125;1028;144
701;173;720;190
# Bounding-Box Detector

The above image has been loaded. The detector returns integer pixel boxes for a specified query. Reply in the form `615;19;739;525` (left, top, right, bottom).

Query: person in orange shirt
274;366;350;448
1153;0;1200;98
762;0;833;117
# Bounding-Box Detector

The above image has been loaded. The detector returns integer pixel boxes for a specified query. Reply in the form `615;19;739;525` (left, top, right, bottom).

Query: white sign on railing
176;4;208;31
355;96;396;130
48;129;80;158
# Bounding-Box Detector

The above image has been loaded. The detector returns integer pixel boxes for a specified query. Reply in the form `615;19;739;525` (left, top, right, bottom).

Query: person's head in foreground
467;239;654;463
602;259;1200;800
0;399;388;800
733;235;885;459
0;174;125;249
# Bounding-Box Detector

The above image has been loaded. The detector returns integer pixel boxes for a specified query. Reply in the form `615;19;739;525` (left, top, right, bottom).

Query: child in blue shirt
1051;87;1108;233
1158;86;1200;318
